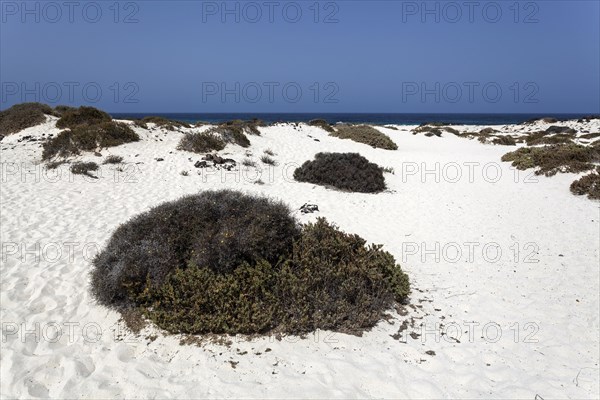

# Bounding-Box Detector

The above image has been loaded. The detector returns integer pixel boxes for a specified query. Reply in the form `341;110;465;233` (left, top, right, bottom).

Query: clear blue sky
1;0;599;113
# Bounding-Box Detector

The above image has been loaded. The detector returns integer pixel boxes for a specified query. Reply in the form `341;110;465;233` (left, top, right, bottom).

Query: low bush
294;152;386;193
332;125;398;150
91;190;409;335
52;105;76;117
580;133;600;140
42;121;139;160
260;154;276;165
209;125;251;148
524;131;575;146
70;161;99;176
220;119;264;136
104;155;123;164
177;131;226;153
308;119;334;133
134;116;191;131
570;168;600;200
242;158;256;167
501;144;600;176
0;103;53;134
55;106;112;129
413;125;460;137
492;135;517;146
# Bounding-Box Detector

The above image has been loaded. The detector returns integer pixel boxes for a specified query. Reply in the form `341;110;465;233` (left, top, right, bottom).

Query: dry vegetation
331;124;398;150
91;190;409;335
294;152;386;193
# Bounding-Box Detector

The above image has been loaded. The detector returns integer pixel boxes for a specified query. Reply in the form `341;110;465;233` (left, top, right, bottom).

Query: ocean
110;113;595;126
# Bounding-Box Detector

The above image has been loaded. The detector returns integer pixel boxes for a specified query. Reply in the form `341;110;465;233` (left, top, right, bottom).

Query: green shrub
0;103;53;134
570;168;600;200
501;144;600;176
294;152;385;193
308;119;334;133
492;135;517;146
42;121;139;160
331;125;398;150
55;106;111;129
525;131;575;146
91;191;409;336
52;105;76;117
220;119;263;136
135;116;191;131
177;131;226;153
580;133;600;140
70;161;99;176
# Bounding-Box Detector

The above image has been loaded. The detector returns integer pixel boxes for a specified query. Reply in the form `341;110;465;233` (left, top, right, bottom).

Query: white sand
1;118;599;399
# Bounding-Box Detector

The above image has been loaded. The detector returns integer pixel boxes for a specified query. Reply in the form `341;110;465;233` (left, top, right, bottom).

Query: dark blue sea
110;113;595;126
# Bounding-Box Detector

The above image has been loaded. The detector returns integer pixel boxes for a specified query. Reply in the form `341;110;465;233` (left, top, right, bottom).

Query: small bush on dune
524;131;575;146
261;154;276;165
56;106;111;129
0;102;53;134
492;135;517;146
570;168;600;200
308;119;334;133
52;105;76;117
91;191;409;335
104;155;123;164
210;125;251;148
178;131;226;153
501;144;600;176
294;152;386;193
43;121;139;160
221;119;264;136
135;116;191;131
70;161;99;176
332;125;398;150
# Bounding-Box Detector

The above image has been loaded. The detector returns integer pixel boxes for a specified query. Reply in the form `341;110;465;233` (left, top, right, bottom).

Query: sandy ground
1;117;599;399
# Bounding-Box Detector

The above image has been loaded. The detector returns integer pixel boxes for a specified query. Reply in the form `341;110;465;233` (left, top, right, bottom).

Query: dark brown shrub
91;190;301;306
294;152;386;193
70;161;99;176
177;131;226;153
55;106;111;129
332;125;398;150
570;168;600;200
260;154;276;165
209;125;251;147
104;155;123;164
0;103;53;134
42;121;139;160
137;116;191;130
525;130;575;146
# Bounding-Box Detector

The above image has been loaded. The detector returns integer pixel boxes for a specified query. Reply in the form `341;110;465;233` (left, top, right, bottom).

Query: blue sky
1;0;599;113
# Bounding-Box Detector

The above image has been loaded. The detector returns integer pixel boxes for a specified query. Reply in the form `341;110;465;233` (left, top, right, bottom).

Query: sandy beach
1;115;598;399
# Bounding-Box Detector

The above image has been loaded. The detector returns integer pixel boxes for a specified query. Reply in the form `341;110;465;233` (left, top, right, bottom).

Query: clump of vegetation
491;135;517;146
523;130;575;146
42;121;139;160
264;148;275;156
220;119;264;136
501;144;600;176
133;116;191;131
308;119;334;133
180;170;189;176
210;125;251;148
43;122;138;160
294;152;386;193
46;160;66;170
91;190;409;335
260;154;276;165
412;124;459;137
104;155;123;164
242;158;256;167
52;105;76;117
55;106;112;129
580;133;600;140
331;125;397;150
570;168;600;200
0;103;53;134
70;161;99;177
178;131;226;153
